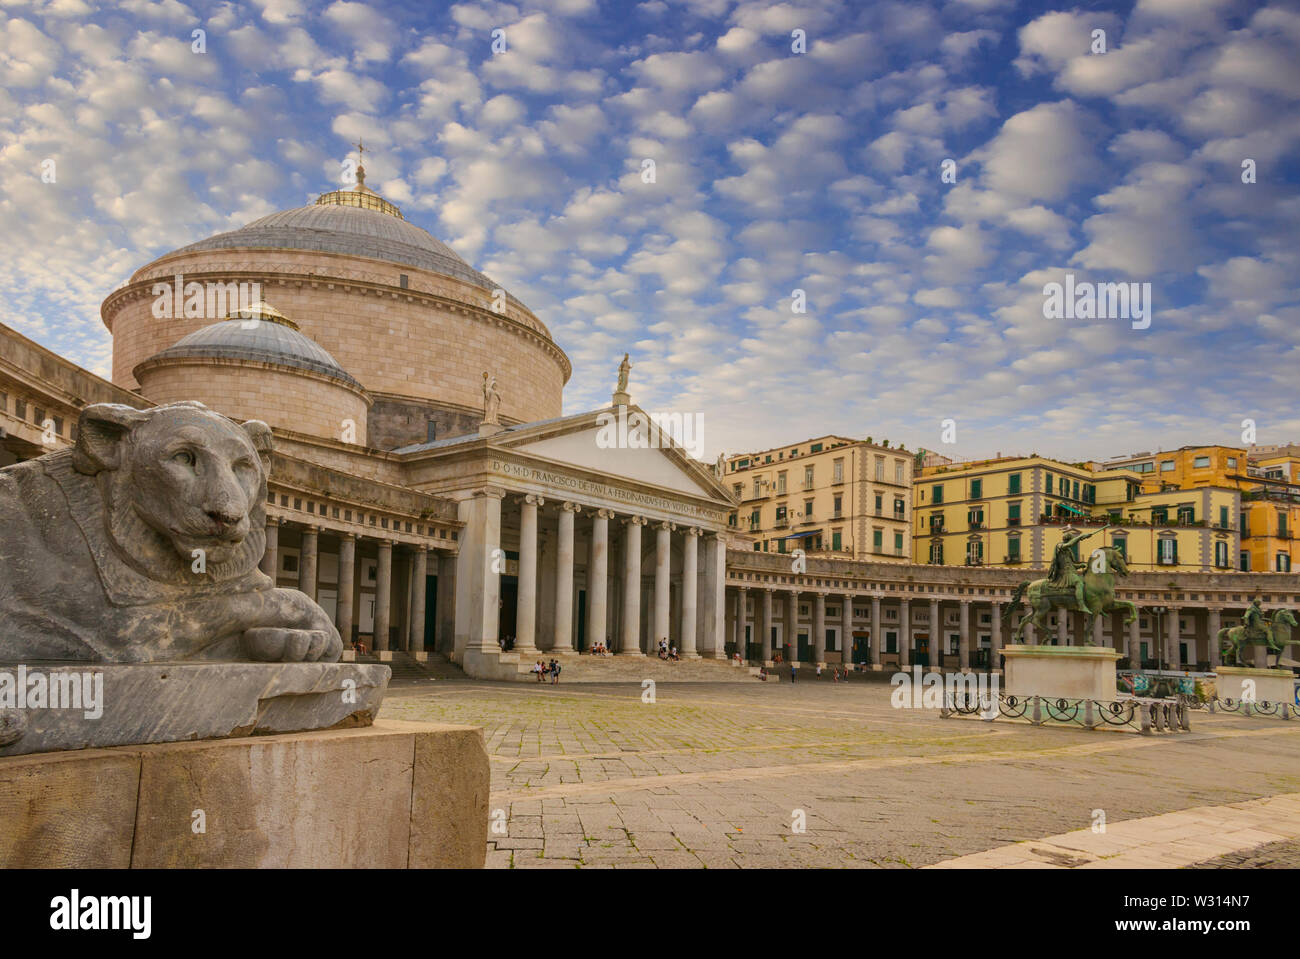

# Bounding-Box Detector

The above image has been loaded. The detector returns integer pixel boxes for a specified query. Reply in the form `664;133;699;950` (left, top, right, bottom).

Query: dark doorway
424;574;437;649
576;590;587;652
499;575;518;643
915;633;930;668
797;631;811;662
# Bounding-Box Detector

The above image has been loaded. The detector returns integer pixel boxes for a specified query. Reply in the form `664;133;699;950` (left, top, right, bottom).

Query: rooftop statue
482;371;501;425
0;401;342;663
616;353;630;393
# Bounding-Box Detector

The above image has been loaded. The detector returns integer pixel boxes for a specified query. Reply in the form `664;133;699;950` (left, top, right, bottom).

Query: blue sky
1;0;1297;461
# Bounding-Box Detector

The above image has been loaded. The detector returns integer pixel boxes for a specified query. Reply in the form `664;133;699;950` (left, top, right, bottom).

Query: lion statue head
71;401;271;581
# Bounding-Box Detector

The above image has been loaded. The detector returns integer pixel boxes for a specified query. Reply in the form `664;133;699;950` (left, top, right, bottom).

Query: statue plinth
478;422;505;437
1215;665;1295;708
1002;645;1121;701
0;661;390;756
611;391;630;407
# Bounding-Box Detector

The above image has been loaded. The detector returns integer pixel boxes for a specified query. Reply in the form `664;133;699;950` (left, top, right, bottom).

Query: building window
1219;506;1229;529
804;499;813;518
894;531;904;554
804;466;815;489
874;493;882;514
875;457;884;481
1279;511;1289;537
1008;502;1021;525
966;540;983;565
929;513;944;533
1160;460;1175;472
1112;538;1126;559
1006;537;1021;562
894;497;905;518
970;478;982;499
810;442;823;453
932;483;943;504
1045;474;1053;495
832;530;842;551
873;529;882;550
1193;455;1210;468
1008;473;1021;494
1215;541;1228;568
1240;552;1250;571
929;542;943;564
832;495;842;517
1177;506;1194;525
895;461;904;484
777;471;787;494
833;458;844;483
1158;538;1178;565
1278;553;1292;572
399;273;409;289
1227;457;1237;469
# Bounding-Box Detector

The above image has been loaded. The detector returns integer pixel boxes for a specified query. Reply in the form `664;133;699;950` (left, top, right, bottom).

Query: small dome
139;312;362;389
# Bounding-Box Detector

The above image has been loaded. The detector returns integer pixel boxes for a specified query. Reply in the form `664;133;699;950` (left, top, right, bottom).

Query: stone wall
368;393;510;450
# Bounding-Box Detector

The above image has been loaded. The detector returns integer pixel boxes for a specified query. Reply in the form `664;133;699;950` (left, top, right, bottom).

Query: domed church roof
165;164;520;305
137;302;363;390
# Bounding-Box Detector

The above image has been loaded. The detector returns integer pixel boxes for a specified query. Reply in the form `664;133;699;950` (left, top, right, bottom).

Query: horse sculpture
1003;544;1138;645
1218;609;1298;668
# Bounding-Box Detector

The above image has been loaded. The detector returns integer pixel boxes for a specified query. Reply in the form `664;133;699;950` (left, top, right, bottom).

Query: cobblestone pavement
1189;839;1300;868
379;677;1300;869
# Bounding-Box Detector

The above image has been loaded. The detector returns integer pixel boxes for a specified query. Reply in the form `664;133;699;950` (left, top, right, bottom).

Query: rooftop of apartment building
919;452;1140;480
725;433;915;471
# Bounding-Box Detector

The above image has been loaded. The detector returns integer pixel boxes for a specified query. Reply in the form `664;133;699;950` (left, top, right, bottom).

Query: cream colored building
724;435;914;562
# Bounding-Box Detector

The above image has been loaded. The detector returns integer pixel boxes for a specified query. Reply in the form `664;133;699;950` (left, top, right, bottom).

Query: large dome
166;201;521;306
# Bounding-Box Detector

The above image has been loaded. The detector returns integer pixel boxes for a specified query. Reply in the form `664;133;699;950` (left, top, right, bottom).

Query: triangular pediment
496;406;734;503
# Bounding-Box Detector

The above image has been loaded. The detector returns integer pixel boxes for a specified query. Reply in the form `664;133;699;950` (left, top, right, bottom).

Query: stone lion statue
0;401;341;663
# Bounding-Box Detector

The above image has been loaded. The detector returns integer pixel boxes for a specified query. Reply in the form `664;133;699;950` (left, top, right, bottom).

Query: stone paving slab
381;679;1300;869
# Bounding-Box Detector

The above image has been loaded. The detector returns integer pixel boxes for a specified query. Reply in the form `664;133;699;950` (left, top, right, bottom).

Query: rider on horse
1047;528;1102;616
1241;598;1267;643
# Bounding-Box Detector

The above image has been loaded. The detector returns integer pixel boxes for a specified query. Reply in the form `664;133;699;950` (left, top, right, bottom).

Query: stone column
928;598;940;669
653;521;674;651
989;601;1002;670
842;594;853;664
870;594;882;667
899;599;910;665
619;516;646;654
1168;609;1180;668
958;599;970;670
410;546;428;653
786;590;799;662
736;586;749;660
261;516;279;579
702;534;726;658
337;533;356;646
1092;614;1104;648
761;588;773;661
589;509;612;653
1057;608;1068;645
1128;615;1140;665
679;527;700;658
554;502;579;652
813;592;826;663
453;487;505;663
515;495;543;654
375;539;393;652
1208;608;1222;668
299;525;318;602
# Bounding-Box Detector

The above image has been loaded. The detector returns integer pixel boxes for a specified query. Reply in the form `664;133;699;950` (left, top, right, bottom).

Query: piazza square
0;2;1297;943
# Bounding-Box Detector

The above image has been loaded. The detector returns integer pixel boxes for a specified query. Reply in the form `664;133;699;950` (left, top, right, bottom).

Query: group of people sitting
588;643;610;656
657;639;680;661
498;635;516;652
532;659;562;684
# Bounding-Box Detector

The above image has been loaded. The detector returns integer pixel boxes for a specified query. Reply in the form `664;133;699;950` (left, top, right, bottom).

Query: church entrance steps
463;649;764;683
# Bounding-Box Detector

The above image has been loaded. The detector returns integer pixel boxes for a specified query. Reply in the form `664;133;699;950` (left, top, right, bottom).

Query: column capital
656;520;676;532
521;494;545;508
625;515;648;527
473;486;507;501
684;526;703;537
560;501;582;513
377;538;393;549
265;515;282;527
594;508;615;520
340;531;356;542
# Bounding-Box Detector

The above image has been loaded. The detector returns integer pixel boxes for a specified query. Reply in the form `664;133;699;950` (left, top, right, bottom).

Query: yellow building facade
913;456;1241;573
725;435;914;561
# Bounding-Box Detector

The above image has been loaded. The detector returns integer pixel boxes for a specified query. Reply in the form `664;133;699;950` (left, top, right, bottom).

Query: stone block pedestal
0;719;489;868
1216;666;1295;706
1002;645;1121;701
